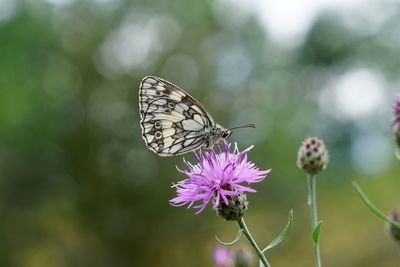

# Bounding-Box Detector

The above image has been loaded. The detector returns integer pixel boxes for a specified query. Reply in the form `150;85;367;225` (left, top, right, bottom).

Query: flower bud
214;192;248;221
297;137;329;175
234;247;253;267
388;209;400;242
392;95;400;147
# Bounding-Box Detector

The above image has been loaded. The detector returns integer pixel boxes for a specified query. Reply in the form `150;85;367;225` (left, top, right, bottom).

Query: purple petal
169;142;270;213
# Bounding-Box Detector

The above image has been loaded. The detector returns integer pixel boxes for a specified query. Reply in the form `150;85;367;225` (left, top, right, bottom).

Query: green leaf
352;182;400;228
215;229;243;246
313;221;323;246
262;209;294;253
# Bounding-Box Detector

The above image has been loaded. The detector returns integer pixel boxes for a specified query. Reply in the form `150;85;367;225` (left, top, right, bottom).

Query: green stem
352;182;400;228
238;217;271;267
307;174;322;267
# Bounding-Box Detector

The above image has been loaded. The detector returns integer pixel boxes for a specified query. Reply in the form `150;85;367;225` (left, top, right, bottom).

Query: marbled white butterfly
139;76;255;156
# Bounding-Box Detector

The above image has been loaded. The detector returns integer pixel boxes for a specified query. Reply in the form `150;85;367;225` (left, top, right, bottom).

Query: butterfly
138;76;255;156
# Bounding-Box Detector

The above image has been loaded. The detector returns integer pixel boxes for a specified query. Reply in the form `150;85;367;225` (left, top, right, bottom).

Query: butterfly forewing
139;76;215;156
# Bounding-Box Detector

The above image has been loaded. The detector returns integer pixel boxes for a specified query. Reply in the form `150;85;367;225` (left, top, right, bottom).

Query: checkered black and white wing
139;76;215;156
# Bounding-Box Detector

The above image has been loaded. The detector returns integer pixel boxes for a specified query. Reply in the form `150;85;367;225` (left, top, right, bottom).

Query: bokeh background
1;0;400;266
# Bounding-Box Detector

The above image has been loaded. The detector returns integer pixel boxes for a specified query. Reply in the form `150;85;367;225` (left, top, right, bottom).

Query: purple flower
392;94;400;147
212;245;233;267
392;94;400;128
170;142;271;214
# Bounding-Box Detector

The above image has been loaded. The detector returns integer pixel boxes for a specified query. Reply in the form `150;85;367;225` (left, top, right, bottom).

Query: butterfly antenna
228;124;256;131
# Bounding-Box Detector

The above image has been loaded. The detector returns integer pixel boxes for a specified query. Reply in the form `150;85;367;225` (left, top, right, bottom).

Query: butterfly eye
222;131;231;139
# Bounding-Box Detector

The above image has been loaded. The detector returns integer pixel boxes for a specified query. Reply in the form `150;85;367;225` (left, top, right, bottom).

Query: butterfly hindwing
139;76;215;156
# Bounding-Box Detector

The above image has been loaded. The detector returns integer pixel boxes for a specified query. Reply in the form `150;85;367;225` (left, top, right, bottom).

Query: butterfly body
139;76;245;156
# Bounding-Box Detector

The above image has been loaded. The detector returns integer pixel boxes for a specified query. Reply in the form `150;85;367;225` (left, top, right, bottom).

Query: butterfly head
207;124;233;148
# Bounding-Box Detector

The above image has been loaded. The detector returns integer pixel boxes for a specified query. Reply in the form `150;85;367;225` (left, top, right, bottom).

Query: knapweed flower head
392;94;400;147
170;142;271;214
297;137;329;175
213;245;233;267
388;209;400;242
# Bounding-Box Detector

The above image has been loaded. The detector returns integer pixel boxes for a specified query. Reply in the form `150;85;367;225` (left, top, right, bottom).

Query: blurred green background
1;0;400;266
